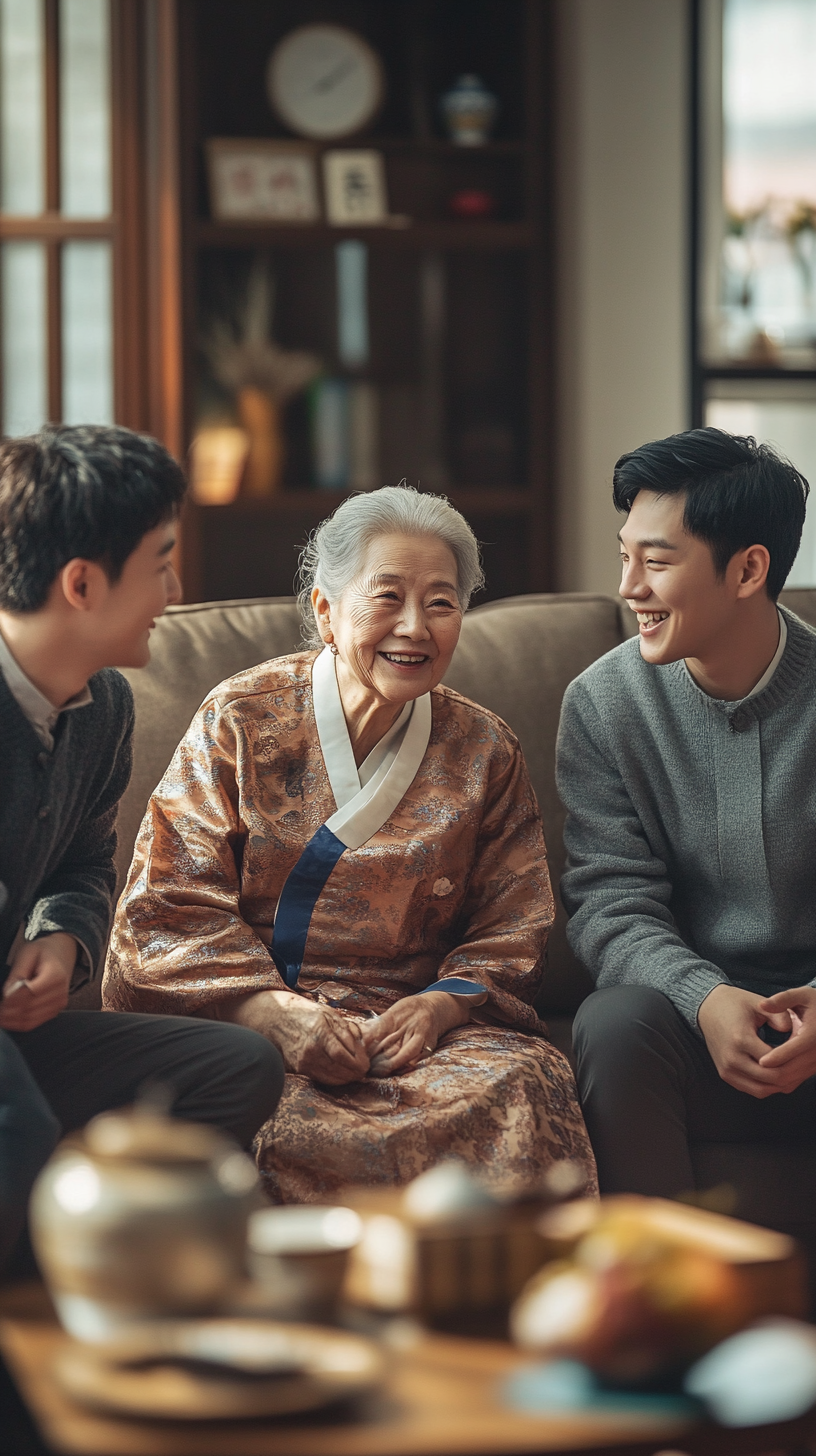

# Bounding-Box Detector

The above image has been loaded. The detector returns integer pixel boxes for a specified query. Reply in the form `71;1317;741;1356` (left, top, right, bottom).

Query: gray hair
297;486;484;646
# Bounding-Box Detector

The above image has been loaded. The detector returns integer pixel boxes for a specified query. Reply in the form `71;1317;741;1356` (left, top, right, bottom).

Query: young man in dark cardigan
556;427;816;1195
0;425;284;1270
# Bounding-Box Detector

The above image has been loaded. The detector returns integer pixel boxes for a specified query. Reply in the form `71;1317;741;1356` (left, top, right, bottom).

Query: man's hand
754;986;816;1093
361;990;468;1077
227;989;370;1086
697;983;792;1098
0;933;77;1032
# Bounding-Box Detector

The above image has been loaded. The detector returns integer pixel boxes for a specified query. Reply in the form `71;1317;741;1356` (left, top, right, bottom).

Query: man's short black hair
0;424;187;613
612;427;809;600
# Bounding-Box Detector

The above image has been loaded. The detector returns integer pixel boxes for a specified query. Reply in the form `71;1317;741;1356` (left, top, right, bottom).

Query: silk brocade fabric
103;653;597;1202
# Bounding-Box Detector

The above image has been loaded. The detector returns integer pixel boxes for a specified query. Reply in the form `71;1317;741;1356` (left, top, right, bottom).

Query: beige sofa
94;588;816;1247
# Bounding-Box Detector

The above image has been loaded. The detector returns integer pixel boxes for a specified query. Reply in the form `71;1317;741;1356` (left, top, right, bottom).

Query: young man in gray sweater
0;425;284;1270
556;426;815;1194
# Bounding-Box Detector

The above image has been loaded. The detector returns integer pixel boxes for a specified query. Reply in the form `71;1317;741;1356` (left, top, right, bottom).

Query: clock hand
312;56;358;94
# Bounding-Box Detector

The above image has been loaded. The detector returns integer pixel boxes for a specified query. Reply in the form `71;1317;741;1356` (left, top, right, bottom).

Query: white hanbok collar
311;646;432;851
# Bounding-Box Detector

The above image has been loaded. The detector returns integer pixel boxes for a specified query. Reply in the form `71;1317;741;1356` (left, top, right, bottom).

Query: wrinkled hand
697;983;793;1098
0;933;76;1032
754;986;816;1093
229;989;370;1085
361;990;468;1077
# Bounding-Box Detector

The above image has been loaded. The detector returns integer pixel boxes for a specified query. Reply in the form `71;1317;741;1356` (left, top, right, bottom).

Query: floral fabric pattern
103;652;597;1201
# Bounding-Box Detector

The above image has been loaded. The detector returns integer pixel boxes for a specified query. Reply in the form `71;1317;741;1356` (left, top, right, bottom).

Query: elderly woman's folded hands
229;986;468;1083
229;988;370;1085
362;990;468;1076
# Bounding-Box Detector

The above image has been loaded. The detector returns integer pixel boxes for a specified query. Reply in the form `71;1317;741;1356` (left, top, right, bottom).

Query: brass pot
30;1109;260;1342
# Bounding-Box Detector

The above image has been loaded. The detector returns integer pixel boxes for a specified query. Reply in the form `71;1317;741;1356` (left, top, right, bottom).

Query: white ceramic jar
30;1109;259;1342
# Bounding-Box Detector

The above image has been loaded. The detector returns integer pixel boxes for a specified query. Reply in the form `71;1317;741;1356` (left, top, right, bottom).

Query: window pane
60;0;110;218
712;0;816;364
62;239;113;423
1;241;47;435
0;0;45;215
705;387;816;585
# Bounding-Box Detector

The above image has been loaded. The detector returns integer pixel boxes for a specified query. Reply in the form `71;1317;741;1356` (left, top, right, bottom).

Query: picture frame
322;150;388;226
206;138;321;223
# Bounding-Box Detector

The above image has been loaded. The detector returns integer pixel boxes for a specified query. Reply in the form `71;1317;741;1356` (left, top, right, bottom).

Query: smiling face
91;518;182;668
618;490;747;666
312;532;463;707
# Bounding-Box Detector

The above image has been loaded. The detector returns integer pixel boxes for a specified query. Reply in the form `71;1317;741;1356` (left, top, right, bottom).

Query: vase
237;387;284;498
440;75;498;147
189;425;250;505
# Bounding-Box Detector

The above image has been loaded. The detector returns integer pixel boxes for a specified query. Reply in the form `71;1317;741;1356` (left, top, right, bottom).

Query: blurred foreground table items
512;1196;807;1384
341;1160;590;1330
29;1107;260;1343
4;1283;816;1456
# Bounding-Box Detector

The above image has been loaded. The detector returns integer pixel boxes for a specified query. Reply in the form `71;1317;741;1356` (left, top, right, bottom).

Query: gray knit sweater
556;607;816;1030
0;669;134;978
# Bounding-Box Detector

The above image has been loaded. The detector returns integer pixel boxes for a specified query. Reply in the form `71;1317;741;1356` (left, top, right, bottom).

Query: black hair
0;424;186;613
612;427;809;600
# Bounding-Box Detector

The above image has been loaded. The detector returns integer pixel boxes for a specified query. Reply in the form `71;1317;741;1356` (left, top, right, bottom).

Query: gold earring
330;643;339;656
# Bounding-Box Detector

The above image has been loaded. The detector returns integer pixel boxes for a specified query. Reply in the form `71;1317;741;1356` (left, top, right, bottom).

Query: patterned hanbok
103;649;597;1202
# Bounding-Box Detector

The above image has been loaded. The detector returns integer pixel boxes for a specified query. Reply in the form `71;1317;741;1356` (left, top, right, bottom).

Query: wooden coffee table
2;1284;816;1456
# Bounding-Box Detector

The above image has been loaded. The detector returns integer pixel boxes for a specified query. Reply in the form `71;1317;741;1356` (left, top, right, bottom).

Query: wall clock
266;25;385;141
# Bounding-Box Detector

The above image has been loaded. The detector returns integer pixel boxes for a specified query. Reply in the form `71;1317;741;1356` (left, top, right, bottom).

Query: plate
52;1318;385;1421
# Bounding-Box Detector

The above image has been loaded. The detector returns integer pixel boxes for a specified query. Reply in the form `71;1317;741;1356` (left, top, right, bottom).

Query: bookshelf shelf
194;221;535;252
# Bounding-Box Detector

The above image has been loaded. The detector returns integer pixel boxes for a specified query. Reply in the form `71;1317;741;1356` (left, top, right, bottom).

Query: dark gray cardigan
0;668;134;979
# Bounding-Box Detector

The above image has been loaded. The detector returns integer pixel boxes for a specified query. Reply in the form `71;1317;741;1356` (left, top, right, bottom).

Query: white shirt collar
746;608;787;699
0;628;93;751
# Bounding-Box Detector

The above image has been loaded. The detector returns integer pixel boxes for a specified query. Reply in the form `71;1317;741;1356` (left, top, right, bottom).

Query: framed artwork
322;150;388;226
206;139;321;223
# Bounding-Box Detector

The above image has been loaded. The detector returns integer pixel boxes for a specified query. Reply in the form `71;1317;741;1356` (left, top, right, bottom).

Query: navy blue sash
271;825;346;989
271;829;487;1001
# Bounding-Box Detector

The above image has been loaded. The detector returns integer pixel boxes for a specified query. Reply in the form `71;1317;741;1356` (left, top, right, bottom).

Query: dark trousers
1;1010;284;1270
573;985;816;1196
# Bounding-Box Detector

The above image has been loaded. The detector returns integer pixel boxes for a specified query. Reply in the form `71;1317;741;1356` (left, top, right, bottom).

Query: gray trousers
573;985;816;1196
1;1011;284;1271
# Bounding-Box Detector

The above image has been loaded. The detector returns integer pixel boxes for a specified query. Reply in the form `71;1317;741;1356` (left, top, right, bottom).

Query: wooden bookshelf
166;0;554;604
194;221;536;251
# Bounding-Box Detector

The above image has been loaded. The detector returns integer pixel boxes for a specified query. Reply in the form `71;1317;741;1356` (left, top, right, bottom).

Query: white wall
554;0;690;595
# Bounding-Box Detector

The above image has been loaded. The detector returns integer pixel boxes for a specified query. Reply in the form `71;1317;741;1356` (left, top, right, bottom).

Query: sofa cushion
780;588;816;630
445;593;624;1013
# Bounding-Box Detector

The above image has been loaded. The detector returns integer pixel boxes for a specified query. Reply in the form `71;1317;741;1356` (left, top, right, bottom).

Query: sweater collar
673;606;815;729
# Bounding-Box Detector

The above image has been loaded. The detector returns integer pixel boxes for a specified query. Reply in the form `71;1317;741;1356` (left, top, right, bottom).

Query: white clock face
267;25;384;142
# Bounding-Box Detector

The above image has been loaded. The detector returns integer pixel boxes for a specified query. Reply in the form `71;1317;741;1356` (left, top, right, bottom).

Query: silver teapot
30;1107;260;1342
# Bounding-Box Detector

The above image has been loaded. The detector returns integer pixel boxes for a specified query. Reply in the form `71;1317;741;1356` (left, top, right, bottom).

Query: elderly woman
103;488;596;1202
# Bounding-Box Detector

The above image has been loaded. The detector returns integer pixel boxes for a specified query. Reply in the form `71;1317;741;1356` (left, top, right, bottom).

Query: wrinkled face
96;519;182;668
618;490;737;665
315;532;463;704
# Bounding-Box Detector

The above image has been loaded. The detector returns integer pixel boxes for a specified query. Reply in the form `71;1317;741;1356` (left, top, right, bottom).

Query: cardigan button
728;709;752;733
37;805;50;820
37;751;49;768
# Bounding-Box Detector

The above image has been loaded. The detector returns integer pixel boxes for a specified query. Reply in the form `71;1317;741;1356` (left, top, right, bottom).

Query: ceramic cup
247;1205;362;1320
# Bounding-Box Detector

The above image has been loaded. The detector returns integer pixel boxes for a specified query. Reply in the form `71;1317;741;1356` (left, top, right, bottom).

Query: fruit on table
511;1197;804;1384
